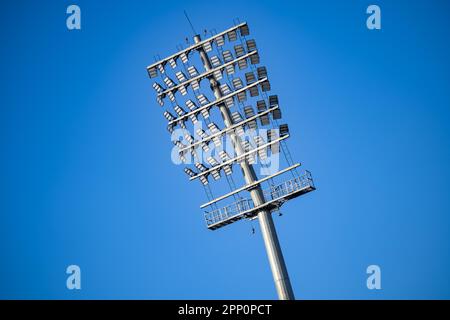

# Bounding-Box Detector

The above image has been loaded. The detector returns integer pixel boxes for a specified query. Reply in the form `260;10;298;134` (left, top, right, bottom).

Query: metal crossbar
147;22;248;71
158;51;258;97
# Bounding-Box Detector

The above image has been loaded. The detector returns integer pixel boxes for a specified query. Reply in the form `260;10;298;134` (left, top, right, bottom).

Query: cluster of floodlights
146;20;316;301
146;22;315;230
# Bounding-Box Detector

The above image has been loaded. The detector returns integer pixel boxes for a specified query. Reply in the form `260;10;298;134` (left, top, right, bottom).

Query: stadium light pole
146;21;315;300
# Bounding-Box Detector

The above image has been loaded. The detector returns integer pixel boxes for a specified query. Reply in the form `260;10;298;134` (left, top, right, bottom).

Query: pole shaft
194;35;295;300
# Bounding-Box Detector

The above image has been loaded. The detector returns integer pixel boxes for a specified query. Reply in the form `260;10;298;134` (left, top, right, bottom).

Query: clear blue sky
1;0;449;299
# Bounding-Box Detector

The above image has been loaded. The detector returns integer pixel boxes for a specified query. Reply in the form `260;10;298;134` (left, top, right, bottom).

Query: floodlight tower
146;22;315;300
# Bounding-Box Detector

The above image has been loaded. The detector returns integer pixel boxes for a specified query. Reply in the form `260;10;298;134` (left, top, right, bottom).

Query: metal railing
263;170;314;202
205;198;254;227
204;171;314;227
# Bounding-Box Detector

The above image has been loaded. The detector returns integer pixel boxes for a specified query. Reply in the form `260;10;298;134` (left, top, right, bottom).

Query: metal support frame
147;22;248;72
178;105;280;153
167;77;268;125
200;163;301;208
189;134;290;181
194;35;295;300
158;50;258;97
204;171;315;229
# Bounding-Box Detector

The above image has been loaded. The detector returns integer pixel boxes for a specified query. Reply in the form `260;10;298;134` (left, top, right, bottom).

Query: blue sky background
1;0;450;299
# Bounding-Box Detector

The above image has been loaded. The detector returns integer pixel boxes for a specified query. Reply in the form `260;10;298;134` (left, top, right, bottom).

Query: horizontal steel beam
147;22;247;72
178;105;280;153
168;77;268;125
189;134;289;181
200;163;301;208
159;51;258;97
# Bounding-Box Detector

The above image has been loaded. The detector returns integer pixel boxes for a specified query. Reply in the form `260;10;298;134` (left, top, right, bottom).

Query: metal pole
194;35;295;300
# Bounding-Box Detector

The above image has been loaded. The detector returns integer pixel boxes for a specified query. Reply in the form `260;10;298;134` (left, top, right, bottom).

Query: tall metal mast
194;34;294;299
146;22;315;300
